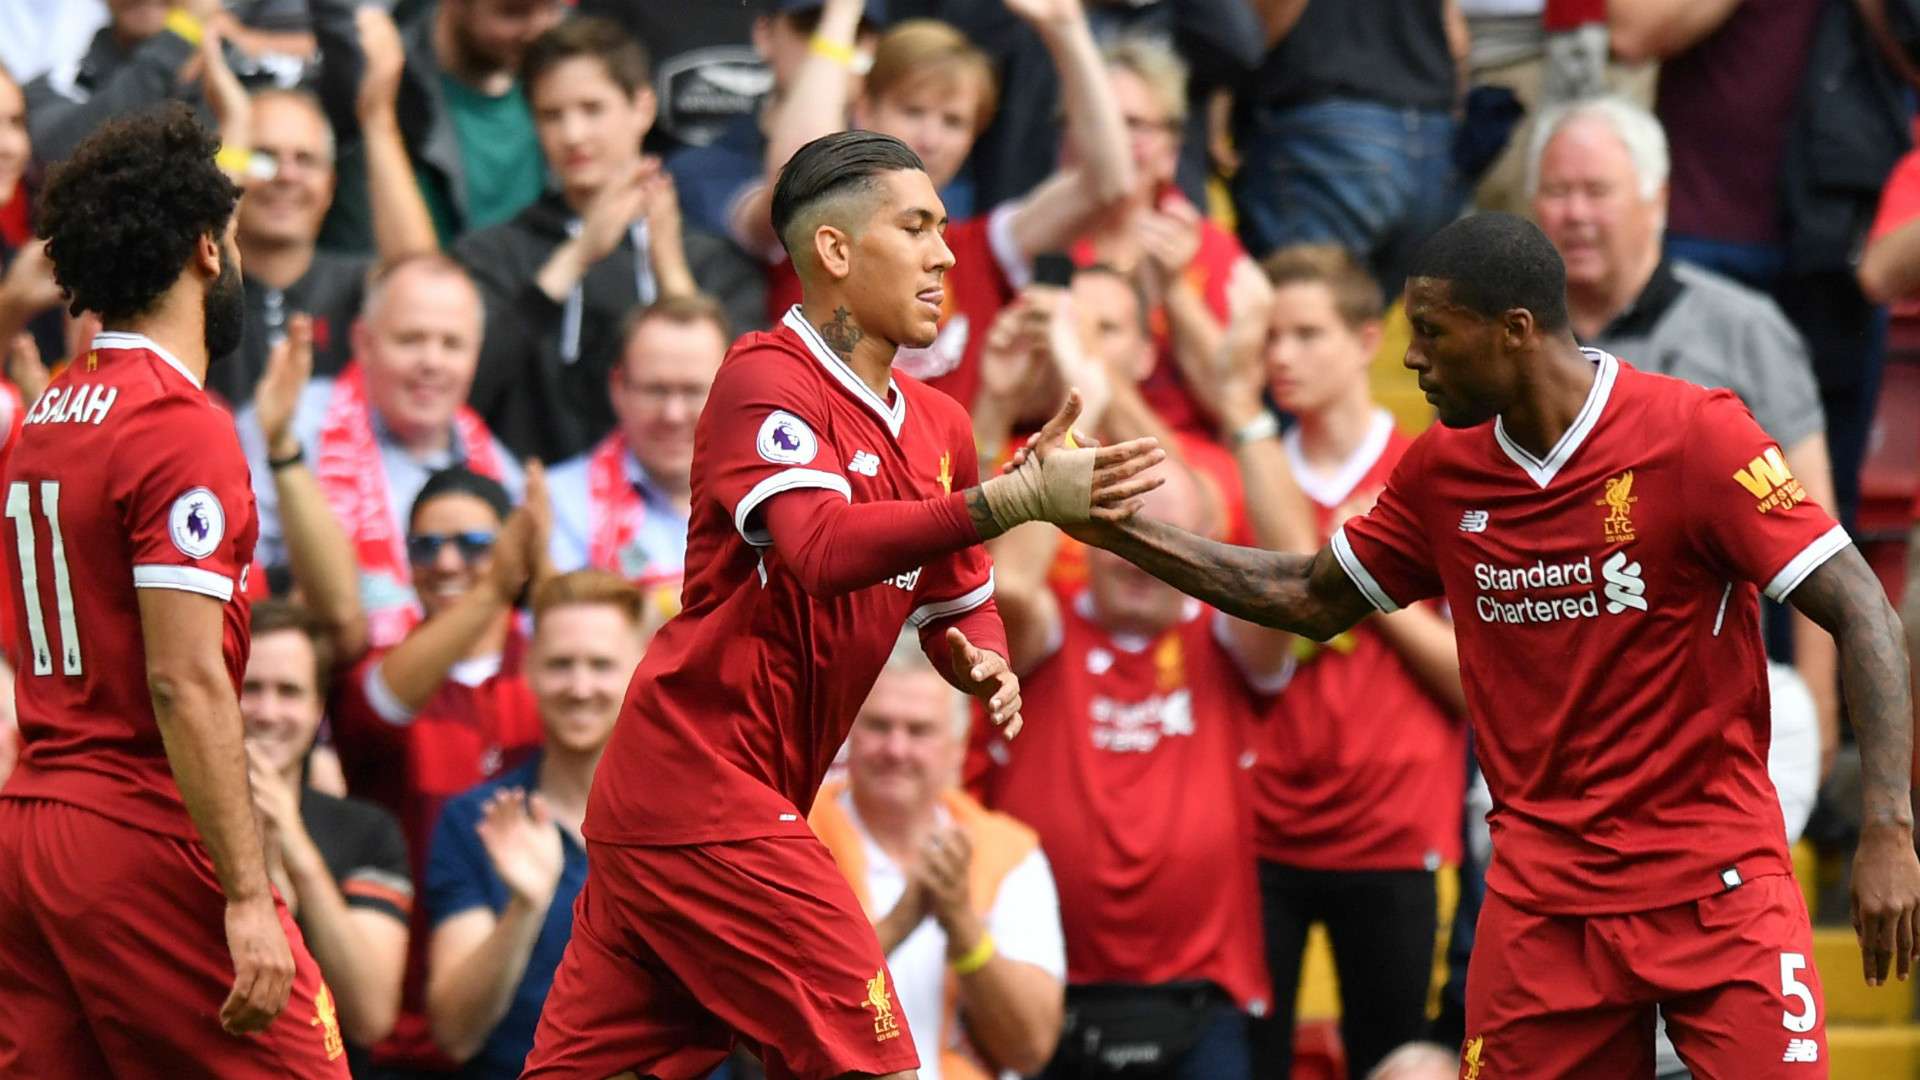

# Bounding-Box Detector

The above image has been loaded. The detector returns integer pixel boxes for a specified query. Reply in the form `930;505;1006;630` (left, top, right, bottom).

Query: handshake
975;390;1164;534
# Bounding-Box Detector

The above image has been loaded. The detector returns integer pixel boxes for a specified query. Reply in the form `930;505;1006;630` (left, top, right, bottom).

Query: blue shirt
425;754;585;1080
544;443;688;583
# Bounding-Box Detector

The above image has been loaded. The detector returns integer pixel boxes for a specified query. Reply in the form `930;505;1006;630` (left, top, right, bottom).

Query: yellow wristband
809;34;856;67
214;146;252;176
950;931;996;976
165;8;204;46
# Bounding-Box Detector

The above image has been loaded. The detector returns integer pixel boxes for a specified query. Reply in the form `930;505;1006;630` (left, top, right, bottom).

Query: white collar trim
1284;408;1395;508
92;331;202;389
1493;348;1617;489
781;306;906;438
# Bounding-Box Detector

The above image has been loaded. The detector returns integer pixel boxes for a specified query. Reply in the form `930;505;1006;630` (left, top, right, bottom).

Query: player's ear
1501;307;1534;349
813;223;854;283
194;231;222;280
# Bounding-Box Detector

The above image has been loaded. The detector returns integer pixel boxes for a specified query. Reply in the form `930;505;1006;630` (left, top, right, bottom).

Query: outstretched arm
1078;517;1374;643
1790;545;1920;985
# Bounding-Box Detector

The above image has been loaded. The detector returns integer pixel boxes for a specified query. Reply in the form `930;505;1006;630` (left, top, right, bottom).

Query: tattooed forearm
1793;546;1915;830
818;306;863;360
1092;516;1370;641
964;487;1006;541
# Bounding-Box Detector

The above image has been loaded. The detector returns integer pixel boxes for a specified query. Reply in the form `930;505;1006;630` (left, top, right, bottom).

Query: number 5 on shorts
1780;952;1817;1033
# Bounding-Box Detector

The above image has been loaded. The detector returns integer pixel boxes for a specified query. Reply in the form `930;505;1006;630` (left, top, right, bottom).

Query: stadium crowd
0;1;1915;1078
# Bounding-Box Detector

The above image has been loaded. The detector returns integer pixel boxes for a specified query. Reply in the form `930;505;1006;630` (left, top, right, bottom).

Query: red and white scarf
585;432;680;590
586;432;643;573
313;363;505;648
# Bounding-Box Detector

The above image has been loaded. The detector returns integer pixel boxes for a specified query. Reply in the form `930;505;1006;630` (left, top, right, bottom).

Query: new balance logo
1782;1038;1819;1063
1459;510;1489;533
848;451;880;477
1602;551;1647;613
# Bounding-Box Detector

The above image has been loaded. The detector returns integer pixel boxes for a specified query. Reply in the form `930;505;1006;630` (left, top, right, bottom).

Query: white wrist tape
979;446;1097;528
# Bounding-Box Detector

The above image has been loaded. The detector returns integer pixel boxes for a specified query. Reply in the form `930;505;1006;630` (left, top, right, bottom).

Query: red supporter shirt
585;309;996;845
329;636;540;1069
766;204;1025;415
1;333;259;839
1073;196;1244;437
329;634;540;882
1332;351;1847;913
965;588;1272;1010
1253;413;1465;872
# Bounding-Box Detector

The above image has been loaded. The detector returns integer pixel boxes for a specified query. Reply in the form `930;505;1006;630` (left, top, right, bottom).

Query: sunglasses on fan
406;530;497;564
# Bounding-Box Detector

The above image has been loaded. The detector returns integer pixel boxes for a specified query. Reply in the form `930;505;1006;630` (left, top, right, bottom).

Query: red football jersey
329;640;541;880
1333;351;1847;913
584;310;996;845
1253;413;1465;871
765;204;1023;414
0;333;259;840
965;588;1271;1011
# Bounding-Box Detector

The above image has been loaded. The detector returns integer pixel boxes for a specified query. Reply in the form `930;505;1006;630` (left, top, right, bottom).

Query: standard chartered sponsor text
1473;554;1644;624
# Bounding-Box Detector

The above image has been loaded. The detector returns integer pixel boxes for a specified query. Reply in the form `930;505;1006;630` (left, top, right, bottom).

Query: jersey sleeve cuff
342;869;415;921
131;564;233;602
363;662;416;726
987;201;1032;290
905;571;995;629
1329;526;1400;614
733;468;852;546
1764;523;1851;602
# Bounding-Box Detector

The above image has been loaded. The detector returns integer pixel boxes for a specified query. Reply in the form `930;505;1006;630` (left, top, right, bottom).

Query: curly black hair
36;102;242;321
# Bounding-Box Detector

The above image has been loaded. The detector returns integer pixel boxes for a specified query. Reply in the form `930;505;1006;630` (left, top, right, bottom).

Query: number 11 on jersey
7;480;81;676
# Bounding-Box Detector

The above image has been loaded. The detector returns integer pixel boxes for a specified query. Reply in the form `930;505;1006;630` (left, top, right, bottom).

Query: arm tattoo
1792;546;1915;829
1094;516;1372;641
817;306;862;360
964;487;1005;541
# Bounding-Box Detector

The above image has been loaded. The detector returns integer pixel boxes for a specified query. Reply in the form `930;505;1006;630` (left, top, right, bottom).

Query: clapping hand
254;313;313;462
475;788;565;910
918;826;975;929
354;6;407;123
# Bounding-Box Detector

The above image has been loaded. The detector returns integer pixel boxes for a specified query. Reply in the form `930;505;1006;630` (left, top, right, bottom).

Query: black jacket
455;190;767;463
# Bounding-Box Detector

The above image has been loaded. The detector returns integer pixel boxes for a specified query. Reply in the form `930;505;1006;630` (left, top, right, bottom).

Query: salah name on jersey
1;333;258;840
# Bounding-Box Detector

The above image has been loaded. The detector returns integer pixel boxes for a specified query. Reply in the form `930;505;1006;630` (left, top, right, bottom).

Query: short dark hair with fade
523;15;651;99
1406;212;1569;332
770;130;926;262
37;102;242;320
410;466;513;531
250;599;337;697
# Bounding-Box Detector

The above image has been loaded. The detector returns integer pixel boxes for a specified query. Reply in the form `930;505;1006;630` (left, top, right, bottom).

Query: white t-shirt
842;789;1068;1080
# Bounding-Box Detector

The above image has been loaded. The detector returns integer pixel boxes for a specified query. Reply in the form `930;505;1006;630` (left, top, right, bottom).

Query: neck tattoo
818;306;863;360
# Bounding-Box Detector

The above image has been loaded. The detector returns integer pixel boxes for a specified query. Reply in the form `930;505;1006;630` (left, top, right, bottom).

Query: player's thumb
946;626;974;667
527;791;554;825
1039;389;1083;445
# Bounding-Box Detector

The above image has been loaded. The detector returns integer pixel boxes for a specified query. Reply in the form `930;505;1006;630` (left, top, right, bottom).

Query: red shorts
1464;873;1827;1079
522;835;921;1080
0;798;349;1079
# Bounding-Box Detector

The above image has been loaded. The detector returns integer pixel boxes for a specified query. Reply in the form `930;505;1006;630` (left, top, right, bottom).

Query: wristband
809;35;857;66
267;444;306;471
1227;411;1279;450
215;146;254;177
950;931;996;976
979;445;1096;530
165;8;204;46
